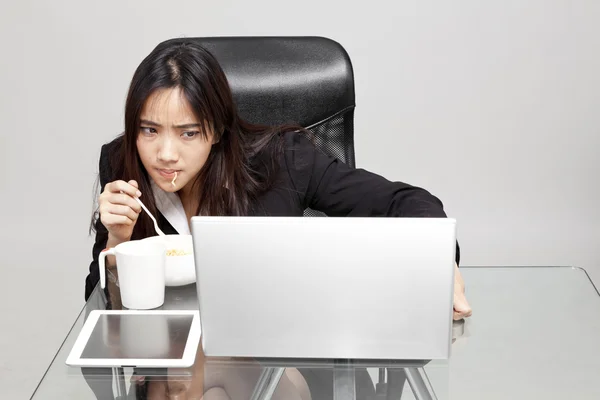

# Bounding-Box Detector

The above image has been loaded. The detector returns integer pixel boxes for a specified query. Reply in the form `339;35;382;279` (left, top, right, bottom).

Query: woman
87;40;471;399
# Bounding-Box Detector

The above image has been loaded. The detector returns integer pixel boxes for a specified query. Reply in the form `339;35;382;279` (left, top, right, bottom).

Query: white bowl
142;234;196;286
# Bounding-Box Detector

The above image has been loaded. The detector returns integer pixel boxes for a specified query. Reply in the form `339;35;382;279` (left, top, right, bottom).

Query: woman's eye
182;131;200;139
140;127;157;135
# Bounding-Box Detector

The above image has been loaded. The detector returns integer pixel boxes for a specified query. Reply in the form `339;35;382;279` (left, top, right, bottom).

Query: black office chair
159;36;356;218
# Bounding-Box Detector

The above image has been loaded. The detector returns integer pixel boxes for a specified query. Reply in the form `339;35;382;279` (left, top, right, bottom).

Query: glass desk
30;267;600;399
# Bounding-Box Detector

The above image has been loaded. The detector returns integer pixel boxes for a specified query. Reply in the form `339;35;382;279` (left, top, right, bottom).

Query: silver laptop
191;216;456;360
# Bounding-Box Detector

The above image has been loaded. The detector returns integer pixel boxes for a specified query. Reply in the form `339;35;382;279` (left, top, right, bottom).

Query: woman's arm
306;147;446;218
283;132;460;264
284;132;470;318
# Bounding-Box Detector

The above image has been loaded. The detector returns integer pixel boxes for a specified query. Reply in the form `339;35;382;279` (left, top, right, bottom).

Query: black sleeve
283;132;460;264
84;144;112;301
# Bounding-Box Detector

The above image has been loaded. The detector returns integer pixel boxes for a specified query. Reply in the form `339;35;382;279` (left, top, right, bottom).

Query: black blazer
85;132;459;300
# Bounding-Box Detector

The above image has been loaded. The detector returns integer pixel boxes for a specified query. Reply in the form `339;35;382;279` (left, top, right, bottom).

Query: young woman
87;40;471;400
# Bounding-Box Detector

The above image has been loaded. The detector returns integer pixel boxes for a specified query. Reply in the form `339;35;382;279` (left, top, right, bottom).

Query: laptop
191;216;456;360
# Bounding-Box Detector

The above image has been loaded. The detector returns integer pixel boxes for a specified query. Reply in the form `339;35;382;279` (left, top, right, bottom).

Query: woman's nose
157;136;179;163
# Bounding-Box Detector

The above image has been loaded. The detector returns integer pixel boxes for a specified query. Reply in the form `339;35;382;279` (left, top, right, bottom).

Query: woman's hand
453;264;472;320
99;180;142;243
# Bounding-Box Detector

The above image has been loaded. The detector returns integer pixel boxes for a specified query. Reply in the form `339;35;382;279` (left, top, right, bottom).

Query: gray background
1;0;599;398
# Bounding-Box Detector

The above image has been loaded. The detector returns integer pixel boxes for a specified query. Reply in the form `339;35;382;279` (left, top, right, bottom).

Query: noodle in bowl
143;234;196;286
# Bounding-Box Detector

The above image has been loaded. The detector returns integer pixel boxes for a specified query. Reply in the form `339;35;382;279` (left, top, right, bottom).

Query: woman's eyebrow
139;119;201;129
140;119;161;127
174;123;202;129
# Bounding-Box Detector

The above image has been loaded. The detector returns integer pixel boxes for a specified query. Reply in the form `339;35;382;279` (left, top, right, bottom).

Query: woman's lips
157;169;179;179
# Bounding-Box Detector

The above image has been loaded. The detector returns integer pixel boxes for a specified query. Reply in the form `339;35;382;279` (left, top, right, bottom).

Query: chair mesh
304;108;355;217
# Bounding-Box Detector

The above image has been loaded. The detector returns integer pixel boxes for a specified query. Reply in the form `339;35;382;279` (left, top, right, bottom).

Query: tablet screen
81;314;194;360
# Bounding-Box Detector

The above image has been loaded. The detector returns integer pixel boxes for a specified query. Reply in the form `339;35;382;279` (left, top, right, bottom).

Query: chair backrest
157;36;357;215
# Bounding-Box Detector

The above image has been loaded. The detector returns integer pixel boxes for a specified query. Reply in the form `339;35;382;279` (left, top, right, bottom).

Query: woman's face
137;87;216;194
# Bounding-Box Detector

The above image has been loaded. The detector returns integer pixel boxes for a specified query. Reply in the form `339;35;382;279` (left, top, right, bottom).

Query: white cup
99;240;166;310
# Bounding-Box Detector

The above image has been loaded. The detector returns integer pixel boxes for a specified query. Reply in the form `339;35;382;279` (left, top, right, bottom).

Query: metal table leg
250;367;286;400
333;360;356;400
404;367;437;400
386;368;407;400
113;367;127;399
374;368;387;399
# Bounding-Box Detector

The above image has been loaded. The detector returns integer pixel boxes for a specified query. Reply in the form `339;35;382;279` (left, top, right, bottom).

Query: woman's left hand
453;264;472;320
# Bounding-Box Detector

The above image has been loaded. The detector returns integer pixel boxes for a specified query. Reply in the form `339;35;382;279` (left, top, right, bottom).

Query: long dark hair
96;41;303;239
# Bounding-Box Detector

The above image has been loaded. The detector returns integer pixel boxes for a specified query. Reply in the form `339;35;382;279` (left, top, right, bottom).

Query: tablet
66;310;201;368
